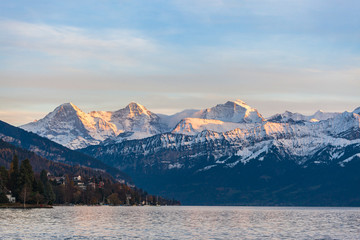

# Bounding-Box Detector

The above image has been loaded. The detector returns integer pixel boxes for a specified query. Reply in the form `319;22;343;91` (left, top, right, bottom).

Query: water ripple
1;206;360;239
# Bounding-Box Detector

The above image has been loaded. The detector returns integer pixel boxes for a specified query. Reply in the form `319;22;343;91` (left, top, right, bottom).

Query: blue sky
1;0;359;125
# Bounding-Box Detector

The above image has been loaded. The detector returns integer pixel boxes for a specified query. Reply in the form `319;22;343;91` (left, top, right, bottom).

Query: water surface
1;206;359;239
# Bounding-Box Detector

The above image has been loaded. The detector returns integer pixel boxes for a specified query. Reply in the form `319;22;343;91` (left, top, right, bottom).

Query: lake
1;206;359;239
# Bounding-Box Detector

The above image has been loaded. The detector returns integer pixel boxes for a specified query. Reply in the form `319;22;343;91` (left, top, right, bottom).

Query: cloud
0;6;359;126
0;20;157;69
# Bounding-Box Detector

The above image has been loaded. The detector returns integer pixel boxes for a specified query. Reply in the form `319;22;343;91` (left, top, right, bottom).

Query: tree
19;185;31;207
40;170;55;204
64;175;75;203
0;191;8;203
9;155;20;198
0;166;9;189
19;159;34;188
32;191;44;205
0;167;9;204
19;159;34;207
107;193;121;205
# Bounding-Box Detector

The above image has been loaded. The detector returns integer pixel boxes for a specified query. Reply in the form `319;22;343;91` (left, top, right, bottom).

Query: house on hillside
6;192;16;203
73;175;82;182
87;182;96;190
77;182;86;190
49;176;65;185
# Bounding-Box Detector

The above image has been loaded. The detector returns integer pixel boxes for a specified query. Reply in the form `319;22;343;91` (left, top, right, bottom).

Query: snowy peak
20;100;359;151
27;102;84;127
158;109;200;130
353;107;360;115
21;103;119;149
115;102;152;118
159;99;262;129
49;102;82;119
200;99;264;123
21;102;168;149
57;102;78;111
233;99;251;109
268;110;341;123
111;102;161;128
172;118;251;135
312;110;340;121
268;111;307;123
99;102;166;143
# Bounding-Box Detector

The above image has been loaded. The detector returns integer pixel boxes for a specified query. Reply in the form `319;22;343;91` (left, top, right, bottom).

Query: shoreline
0;203;53;209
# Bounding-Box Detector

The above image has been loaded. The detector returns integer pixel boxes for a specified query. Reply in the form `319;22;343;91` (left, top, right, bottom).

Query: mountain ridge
0;139;115;180
20;99;350;149
6;99;360;205
0;120;131;182
80;110;360;205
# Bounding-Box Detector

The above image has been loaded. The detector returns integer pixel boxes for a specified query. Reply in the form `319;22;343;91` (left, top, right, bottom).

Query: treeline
0;155;53;205
0;120;129;181
0;139;129;182
0;156;180;206
0;139;122;184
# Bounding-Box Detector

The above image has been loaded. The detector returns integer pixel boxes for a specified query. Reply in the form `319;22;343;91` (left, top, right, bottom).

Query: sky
1;0;359;126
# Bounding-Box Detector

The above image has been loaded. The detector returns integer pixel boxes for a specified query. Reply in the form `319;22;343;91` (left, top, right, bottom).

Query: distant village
0;156;180;207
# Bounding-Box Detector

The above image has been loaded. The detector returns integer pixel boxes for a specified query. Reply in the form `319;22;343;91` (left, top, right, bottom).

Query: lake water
1;206;360;239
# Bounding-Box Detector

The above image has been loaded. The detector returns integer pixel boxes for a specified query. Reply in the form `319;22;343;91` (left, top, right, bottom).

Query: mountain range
20;99;276;149
0;139;115;180
15;100;360;205
0;120;130;182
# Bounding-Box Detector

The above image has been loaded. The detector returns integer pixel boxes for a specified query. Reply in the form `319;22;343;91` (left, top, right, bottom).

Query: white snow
20;99;360;162
268;110;341;123
353;107;360;115
199;99;264;123
172;118;254;135
197;165;217;172
339;153;360;167
21;102;164;149
168;163;183;169
234;141;270;165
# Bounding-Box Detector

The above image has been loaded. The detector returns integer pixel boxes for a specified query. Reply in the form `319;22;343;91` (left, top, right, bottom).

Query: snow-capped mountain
354;107;360;115
21;102;166;149
268;110;341;123
158;109;200;130
21;103;120;149
198;99;265;123
81;110;360;205
18;100;360;205
83;111;360;171
172;118;254;135
158;99;264;130
21;99;358;153
90;102;166;144
0;120;130;181
20;99;265;149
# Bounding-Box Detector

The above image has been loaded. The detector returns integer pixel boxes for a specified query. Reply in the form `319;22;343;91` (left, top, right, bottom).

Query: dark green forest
0;156;180;206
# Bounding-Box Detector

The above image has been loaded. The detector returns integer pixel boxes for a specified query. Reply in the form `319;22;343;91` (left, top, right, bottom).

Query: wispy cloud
0;0;359;125
0;20;157;69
